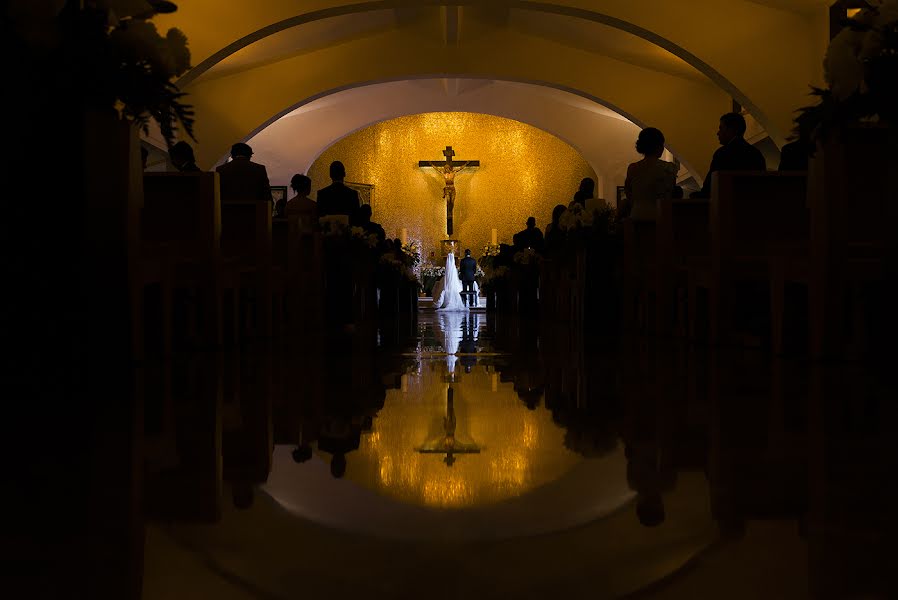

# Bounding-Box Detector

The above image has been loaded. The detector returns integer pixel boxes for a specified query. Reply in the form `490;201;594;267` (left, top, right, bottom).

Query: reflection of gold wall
308;112;597;259
341;362;581;509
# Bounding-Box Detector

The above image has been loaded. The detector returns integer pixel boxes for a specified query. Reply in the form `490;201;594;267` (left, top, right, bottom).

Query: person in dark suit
778;138;812;172
514;217;545;253
459;249;477;306
169;141;201;172
692;112;766;198
215;142;271;204
316;160;360;219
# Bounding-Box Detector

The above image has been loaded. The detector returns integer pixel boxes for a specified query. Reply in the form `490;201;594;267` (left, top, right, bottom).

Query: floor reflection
136;311;898;599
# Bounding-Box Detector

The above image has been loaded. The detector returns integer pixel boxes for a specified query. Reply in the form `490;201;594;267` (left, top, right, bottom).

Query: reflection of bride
432;252;468;312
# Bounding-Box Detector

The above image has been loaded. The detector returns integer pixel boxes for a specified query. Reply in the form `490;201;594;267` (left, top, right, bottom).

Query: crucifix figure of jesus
418;145;480;237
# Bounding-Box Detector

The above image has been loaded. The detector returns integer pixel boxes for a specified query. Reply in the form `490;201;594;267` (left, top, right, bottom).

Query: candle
400;228;408;246
491;228;497;246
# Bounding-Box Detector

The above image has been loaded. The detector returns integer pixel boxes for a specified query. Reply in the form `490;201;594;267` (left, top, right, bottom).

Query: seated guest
169;140;201;172
316;160;360;220
514;217;545;253
572;177;595;208
215;142;271;204
544;204;567;253
778;138;812;172
623;127;678;221
283;173;317;226
691;112;766;198
352;204;386;243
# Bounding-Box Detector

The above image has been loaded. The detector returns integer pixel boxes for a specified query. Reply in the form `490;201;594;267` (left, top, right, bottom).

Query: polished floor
140;312;896;599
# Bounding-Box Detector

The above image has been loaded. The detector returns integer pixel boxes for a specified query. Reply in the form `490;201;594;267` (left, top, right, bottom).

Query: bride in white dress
432;252;469;312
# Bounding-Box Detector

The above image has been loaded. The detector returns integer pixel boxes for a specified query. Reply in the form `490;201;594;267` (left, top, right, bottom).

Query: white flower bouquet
795;0;898;142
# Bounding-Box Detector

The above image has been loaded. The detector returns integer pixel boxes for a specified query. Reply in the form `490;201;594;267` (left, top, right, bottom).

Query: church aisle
139;312;896;599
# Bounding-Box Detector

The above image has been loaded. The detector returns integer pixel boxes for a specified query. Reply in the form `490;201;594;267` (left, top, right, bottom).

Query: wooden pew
144;355;223;523
287;226;324;333
773;127;898;358
222;352;273;509
657;197;711;337
659;198;711;337
621;219;658;332
220;200;272;339
141;172;223;348
686;171;808;345
271;217;289;329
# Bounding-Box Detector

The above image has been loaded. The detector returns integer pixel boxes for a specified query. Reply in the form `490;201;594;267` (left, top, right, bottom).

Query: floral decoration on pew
350;226;380;249
80;0;196;147
795;0;898;143
513;247;542;266
319;215;351;237
479;266;510;287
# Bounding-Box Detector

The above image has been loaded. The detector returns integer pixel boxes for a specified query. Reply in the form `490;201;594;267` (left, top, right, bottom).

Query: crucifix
419;145;480;237
416;387;480;467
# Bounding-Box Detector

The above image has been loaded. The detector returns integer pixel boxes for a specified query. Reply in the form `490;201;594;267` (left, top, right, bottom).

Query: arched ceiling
246;78;672;201
155;1;831;176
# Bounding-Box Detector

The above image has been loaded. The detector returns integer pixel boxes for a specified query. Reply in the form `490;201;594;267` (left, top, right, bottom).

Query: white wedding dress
433;253;469;312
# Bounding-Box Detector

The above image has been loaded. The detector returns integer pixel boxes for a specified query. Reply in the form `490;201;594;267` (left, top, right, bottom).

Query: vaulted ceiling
150;1;832;181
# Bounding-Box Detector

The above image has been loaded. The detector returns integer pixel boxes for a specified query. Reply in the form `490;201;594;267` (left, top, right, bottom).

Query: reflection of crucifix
416;387;480;466
419;146;480;237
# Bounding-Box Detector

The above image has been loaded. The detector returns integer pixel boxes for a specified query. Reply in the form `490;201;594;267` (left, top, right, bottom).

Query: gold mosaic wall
308;112;597;259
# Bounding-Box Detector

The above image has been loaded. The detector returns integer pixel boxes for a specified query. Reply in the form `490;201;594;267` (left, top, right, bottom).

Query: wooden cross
419;146;480;237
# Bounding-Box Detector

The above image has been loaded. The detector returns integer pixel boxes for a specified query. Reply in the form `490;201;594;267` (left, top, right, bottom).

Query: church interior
5;1;898;598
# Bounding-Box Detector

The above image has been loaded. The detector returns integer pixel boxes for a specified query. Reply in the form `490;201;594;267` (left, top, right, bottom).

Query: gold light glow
308;112;597;257
340;361;582;509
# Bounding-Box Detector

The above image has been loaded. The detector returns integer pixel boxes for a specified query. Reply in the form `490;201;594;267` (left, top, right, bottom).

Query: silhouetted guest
140;146;149;170
623;127;678;221
316;160;360;219
778;138;812;171
572;177;595;207
352;204;386;242
232;482;254;509
330;453;347;479
671;185;684;199
513;217;545;252
291;445;313;463
544;204;568;252
169;140;200;172
636;493;665;527
459;315;477;371
692;112;766;198
318;415;360;478
460;249;478;306
215;142;271;204
284;173;316;225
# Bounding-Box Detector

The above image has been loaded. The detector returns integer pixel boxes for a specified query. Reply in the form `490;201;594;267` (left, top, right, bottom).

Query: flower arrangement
480;266;510;287
351;226;380;249
421;265;446;279
319;215;350;237
559;202;594;231
74;1;196;147
794;1;898;143
481;243;500;258
513;248;541;266
401;240;422;271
